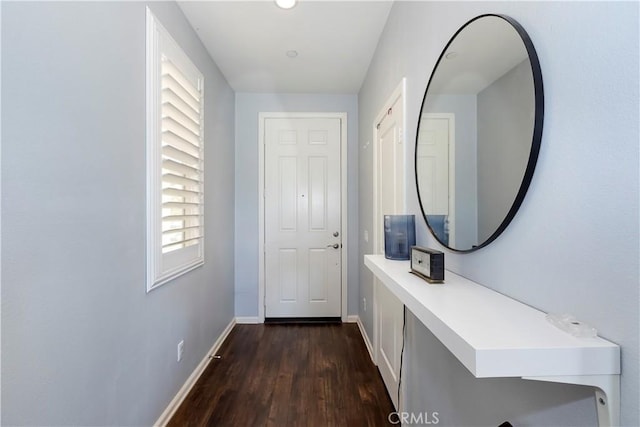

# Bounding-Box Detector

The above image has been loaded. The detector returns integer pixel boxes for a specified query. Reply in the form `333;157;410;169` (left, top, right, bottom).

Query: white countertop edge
364;254;620;378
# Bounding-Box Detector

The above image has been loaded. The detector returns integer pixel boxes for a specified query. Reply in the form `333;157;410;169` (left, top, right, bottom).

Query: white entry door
264;117;342;318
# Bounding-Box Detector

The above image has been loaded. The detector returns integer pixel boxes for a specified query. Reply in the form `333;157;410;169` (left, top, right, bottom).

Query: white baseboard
235;316;261;324
355;316;375;363
346;315;358;323
154;318;236;427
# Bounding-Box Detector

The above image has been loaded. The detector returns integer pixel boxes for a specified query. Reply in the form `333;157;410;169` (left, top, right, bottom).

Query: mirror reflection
416;15;542;252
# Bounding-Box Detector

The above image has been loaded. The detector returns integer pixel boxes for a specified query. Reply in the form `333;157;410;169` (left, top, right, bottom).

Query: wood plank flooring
168;323;395;426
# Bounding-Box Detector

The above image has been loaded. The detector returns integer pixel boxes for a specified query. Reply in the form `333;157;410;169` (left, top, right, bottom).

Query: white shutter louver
161;58;203;254
147;8;205;291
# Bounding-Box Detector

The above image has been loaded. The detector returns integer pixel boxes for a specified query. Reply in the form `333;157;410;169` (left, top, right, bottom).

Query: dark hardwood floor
168;323;395;427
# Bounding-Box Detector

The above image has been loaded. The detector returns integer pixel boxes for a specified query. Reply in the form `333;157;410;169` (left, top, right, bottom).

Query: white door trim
372;77;407;348
373;79;407;254
372;79;406;410
258;112;348;322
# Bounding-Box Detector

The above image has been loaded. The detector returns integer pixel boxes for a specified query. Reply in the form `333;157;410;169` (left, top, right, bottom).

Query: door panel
278;249;298;302
279;157;298;230
265;117;341;317
377;123;399;250
308;249;328;302
378;282;404;402
308;156;327;230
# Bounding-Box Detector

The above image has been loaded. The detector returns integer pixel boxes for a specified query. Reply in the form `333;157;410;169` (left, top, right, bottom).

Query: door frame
373;79;407;254
372;79;406;410
258;112;348;322
373;78;406;340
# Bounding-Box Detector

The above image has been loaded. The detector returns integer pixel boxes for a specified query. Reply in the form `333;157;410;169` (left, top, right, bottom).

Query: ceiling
428;16;530;95
177;1;394;93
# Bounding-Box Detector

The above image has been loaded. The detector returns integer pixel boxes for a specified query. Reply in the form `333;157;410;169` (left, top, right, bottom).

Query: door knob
333;231;340;237
327;243;340;249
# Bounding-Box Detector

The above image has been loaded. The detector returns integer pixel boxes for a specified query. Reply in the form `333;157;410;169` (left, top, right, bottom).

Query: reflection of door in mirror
417;114;455;246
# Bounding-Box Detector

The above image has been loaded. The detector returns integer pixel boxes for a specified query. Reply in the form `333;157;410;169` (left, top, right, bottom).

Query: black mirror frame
415;14;544;253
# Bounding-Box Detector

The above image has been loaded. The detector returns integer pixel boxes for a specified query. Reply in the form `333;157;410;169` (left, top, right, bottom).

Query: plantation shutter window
147;8;205;292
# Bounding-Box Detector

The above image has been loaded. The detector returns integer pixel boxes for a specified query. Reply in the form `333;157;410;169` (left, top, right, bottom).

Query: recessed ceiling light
275;0;297;9
445;52;458;60
286;50;298;58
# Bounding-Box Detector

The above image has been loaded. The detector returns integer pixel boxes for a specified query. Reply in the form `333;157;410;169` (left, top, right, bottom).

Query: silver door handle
327;244;340;249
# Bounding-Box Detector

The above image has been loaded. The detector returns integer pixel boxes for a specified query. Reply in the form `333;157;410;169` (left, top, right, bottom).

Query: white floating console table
365;254;621;426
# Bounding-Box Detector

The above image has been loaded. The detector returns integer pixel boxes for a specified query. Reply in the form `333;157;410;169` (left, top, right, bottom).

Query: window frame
146;7;205;292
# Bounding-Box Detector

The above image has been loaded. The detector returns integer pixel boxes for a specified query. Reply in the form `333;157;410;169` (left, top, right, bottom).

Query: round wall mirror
415;14;544;252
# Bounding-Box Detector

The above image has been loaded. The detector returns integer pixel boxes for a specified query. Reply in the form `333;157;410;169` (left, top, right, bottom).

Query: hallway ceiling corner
177;0;393;94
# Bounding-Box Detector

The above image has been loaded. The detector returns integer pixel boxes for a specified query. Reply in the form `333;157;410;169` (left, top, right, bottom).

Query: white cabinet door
376;279;404;409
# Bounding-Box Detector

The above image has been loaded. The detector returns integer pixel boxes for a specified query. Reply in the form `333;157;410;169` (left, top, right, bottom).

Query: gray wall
234;93;359;317
359;1;638;426
2;2;235;425
477;59;535;242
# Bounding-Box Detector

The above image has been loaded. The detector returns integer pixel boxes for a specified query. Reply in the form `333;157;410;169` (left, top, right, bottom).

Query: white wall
1;2;235;425
359;1;638;425
234;93;359;317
